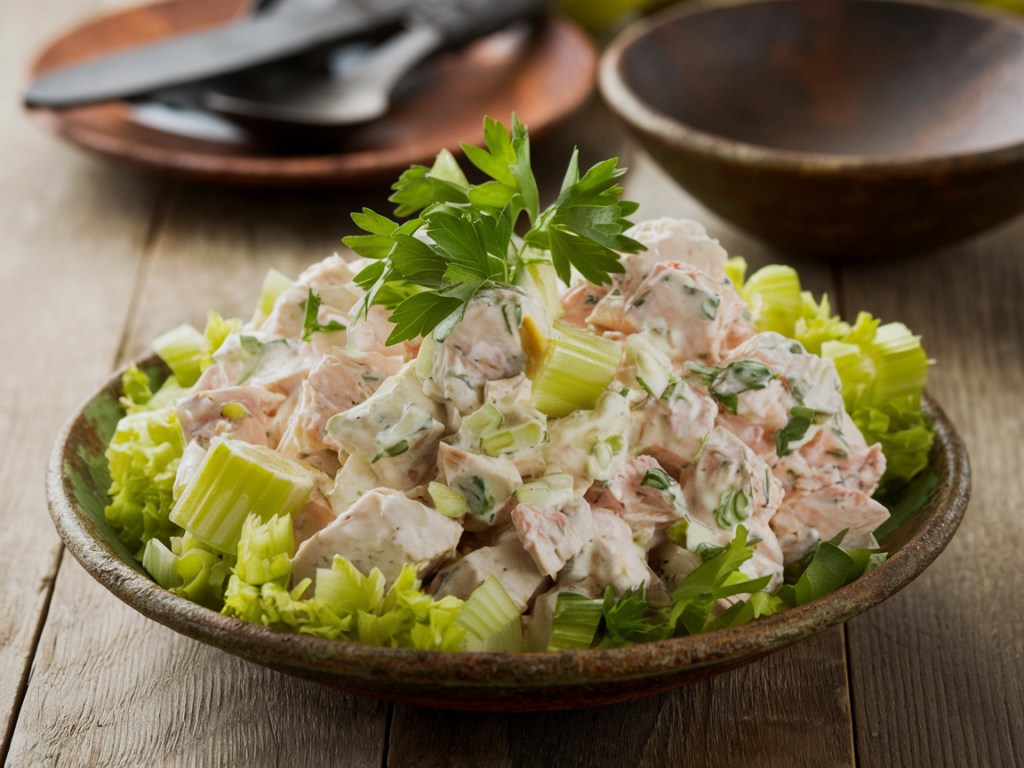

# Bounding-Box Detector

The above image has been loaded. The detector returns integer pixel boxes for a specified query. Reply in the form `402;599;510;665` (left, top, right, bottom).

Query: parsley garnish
343;115;645;346
301;289;347;342
686;360;777;414
775;406;816;457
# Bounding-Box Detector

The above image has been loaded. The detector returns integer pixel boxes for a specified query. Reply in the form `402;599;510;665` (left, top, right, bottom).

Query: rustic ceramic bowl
600;0;1024;258
48;356;970;711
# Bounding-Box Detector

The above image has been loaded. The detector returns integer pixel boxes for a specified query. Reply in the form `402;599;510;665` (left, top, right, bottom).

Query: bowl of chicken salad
48;116;969;711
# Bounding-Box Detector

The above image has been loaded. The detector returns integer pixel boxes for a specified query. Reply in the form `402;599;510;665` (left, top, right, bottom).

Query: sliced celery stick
316;555;386;615
461;403;504;440
170;439;315;554
142;538;182;589
252;268;294;326
628;335;673;399
152;323;205;387
548;593;604;651
514;473;575;509
532;322;622;418
415;334;436;380
456;575;523;653
515;251;563;320
428;481;468;518
743;265;802;336
870;322;929;406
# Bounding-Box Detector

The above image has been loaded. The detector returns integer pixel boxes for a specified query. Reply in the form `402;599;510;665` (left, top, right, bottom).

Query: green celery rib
548;593;603;651
743;265;802;336
532;322;622;418
142;538;183;589
253;268;294;326
152;323;205;387
456;575;523;653
170;439;315;554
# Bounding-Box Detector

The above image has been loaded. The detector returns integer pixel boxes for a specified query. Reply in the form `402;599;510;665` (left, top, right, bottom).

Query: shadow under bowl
47;357;970;711
600;0;1024;258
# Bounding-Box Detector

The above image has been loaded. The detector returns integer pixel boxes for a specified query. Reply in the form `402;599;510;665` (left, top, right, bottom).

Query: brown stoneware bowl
600;0;1024;258
47;356;970;711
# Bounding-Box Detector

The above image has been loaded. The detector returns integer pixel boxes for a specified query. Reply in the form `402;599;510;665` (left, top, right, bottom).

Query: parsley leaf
341;114;645;346
301;289;346;342
775;406;816;456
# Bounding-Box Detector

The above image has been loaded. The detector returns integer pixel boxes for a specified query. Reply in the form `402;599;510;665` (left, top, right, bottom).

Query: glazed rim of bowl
47;357;970;691
600;0;1024;175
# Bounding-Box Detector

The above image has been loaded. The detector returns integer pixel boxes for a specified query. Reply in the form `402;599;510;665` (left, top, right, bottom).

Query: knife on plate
24;0;411;108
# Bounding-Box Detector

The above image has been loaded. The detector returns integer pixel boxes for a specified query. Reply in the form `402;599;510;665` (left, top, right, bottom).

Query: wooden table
3;1;1023;766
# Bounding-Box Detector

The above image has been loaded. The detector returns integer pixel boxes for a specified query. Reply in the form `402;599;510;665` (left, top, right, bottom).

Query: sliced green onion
142;538;182;589
152;323;205;387
252;268;294;327
480;421;543;456
428;481;468;518
548;593;604;651
714;487;750;529
743;264;802;336
456;575;523;653
514;473;575;510
531;321;621;418
170;439;315;554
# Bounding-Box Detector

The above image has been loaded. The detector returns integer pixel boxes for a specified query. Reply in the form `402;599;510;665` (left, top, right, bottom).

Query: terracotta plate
47;356;971;711
26;0;596;186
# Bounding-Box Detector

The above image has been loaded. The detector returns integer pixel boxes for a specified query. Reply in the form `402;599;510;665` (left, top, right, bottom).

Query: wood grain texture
7;179;395;767
387;628;853;768
841;224;1024;768
0;0;163;757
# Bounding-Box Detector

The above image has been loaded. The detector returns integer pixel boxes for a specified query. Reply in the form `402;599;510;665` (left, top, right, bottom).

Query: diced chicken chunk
622;218;730;293
559;508;650;596
593;455;688;536
260;255;361;341
629;382;718;475
291;489;462;588
292;488;336;547
430;537;549;612
176;386;284;448
278;350;401;458
560;283;612;330
326;363;446;491
423;288;551;415
544;390;631;492
774;412;886;497
620;264;755;366
772;485;890;561
512;497;593;577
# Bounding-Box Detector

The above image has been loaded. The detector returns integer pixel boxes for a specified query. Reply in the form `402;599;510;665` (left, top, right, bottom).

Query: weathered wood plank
0;0;165;756
7;180;394;767
841;226;1024;767
387;627;853;768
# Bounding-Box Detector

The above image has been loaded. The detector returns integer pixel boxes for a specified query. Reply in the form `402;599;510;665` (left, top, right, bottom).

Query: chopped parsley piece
775;406;816;457
301;289;347;342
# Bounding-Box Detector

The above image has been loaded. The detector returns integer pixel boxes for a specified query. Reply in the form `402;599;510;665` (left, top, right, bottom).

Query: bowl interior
619;0;1024;157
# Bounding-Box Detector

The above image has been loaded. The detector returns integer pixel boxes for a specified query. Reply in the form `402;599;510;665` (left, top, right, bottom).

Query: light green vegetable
201;310;241;372
104;403;184;559
252;268;295;326
457;575;523;653
142;538;182;590
170;439;315;554
427;481;469;518
152;323;205;387
532;322;622;417
548;593;604;651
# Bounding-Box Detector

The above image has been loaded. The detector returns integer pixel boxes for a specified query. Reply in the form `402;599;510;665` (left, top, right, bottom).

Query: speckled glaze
47;356;970;710
600;0;1024;258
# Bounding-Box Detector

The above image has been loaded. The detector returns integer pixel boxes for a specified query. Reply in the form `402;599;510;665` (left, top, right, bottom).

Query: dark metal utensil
23;0;407;108
204;0;551;127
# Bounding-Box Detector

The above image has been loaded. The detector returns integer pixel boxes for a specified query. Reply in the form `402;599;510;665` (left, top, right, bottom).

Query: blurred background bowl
600;0;1024;258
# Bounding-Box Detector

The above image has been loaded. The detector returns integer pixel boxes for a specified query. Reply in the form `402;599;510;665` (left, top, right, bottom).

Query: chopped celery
515;253;563;320
514;473;575;510
415;333;436;379
723;255;747;292
457;575;523;653
174;537;233;610
627;334;673;399
462;403;504;439
854;398;935;493
105;404;184;559
821;340;876;411
428;481;468;518
201;311;242;371
869;323;929;407
252;268;295;326
743;264;802;336
316;556;386;615
793;293;849;355
235;513;294;586
152;323;205;387
531;322;622;418
480;422;543;456
548;593;603;651
142;538;182;589
170;439;315;554
120;365;153;411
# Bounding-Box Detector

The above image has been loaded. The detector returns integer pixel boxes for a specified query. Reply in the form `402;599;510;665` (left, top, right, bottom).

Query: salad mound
105;116;933;652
